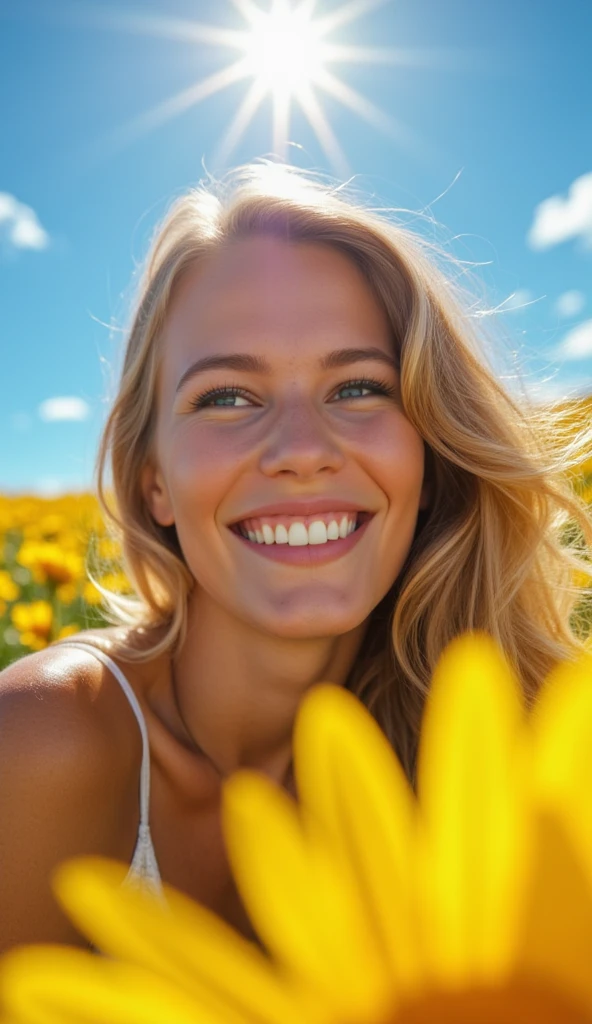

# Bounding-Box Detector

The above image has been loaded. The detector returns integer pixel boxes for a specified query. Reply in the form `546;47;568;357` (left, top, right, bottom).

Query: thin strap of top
56;641;151;826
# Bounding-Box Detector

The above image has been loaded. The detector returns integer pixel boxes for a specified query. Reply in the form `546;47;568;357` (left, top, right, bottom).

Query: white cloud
556;319;592;360
0;192;49;251
527;172;592;250
38;397;90;422
555;290;586;319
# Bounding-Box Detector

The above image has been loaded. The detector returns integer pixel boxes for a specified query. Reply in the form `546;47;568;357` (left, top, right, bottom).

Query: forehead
161;236;391;374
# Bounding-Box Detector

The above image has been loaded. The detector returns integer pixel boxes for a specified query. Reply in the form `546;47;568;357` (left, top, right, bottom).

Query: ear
141;461;175;527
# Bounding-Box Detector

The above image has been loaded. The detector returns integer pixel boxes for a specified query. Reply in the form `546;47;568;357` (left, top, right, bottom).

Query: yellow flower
82;580;104;606
98;571;133;595
10;601;53;649
0;570;19;602
56;623;81;640
16;541;84;585
56;582;78;605
2;632;592;1023
98;536;122;562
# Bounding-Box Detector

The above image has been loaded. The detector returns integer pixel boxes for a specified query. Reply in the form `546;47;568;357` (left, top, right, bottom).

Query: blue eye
188;377;398;410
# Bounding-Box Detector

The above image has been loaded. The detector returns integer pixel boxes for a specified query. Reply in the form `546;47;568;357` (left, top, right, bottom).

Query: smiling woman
1;161;592;954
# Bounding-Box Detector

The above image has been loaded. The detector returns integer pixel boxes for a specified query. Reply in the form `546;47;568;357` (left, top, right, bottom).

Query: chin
251;601;371;641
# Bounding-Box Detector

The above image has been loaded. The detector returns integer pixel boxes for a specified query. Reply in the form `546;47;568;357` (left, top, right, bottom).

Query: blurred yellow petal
514;810;592;1013
1;622;591;1024
416;632;532;987
54;857;310;1024
531;652;592;885
0;946;215;1024
294;683;424;997
223;770;389;1021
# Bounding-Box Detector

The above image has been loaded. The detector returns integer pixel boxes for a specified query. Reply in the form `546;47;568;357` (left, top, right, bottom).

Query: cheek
166;428;240;518
354;415;426;500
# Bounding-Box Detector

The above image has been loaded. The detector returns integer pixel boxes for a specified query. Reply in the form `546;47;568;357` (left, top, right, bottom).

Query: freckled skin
143;235;430;641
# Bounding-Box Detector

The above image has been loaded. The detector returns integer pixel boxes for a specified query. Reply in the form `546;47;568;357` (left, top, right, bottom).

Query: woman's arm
0;647;138;954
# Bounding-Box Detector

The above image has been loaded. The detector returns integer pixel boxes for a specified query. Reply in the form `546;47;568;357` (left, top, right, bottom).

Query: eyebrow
175;346;399;394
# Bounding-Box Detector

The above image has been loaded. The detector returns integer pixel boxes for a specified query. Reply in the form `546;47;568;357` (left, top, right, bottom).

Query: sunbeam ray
229;0;267;25
323;43;481;70
59;3;247;49
272;87;292;158
296;84;348;175
313;65;434;159
315;0;391;37
313;66;394;133
214;79;269;166
296;0;319;17
96;59;253;157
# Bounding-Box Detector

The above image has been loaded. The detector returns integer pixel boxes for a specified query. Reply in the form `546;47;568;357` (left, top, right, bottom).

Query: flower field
1;397;592;670
0;492;132;670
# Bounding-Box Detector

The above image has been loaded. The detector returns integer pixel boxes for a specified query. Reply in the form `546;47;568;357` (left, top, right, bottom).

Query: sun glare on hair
88;0;414;174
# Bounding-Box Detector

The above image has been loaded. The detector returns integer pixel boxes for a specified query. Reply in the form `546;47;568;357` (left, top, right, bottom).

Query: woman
1;163;591;954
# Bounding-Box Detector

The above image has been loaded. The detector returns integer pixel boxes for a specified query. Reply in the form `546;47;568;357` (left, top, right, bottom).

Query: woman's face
142;235;430;639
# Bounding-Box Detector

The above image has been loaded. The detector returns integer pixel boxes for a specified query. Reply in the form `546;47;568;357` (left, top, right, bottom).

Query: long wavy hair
82;162;592;788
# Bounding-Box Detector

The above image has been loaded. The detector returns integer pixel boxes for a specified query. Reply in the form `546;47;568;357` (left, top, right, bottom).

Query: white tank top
57;641;166;902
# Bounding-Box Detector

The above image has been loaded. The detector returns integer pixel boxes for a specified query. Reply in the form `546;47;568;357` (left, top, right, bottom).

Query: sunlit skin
141;237;430;785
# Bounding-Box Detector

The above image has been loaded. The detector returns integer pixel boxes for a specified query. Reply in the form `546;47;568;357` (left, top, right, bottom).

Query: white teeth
239;514;360;545
308;520;328;545
262;524;275;545
287;522;309;546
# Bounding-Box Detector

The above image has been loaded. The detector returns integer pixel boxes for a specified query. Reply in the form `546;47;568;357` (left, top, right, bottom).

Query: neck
169;588;369;785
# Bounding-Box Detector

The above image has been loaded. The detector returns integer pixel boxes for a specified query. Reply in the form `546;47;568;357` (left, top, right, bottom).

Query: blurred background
1;0;591;665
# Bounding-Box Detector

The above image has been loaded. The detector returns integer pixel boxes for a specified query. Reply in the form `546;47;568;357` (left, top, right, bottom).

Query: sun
243;2;325;93
88;0;409;174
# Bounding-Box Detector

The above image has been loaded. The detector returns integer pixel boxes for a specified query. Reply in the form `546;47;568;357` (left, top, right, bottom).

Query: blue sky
1;0;591;495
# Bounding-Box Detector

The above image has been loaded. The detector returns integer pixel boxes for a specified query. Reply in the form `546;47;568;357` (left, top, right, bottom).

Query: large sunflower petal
415;632;533;987
0;946;217;1024
293;683;424;998
531;652;592;886
513;809;592;1014
223;769;391;1022
53;857;309;1024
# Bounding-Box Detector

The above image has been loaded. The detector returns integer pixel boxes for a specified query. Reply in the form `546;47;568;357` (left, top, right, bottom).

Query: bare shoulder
0;627;143;772
0;629;143;952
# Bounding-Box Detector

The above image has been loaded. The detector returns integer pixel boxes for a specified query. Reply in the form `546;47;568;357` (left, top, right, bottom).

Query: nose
258;397;346;479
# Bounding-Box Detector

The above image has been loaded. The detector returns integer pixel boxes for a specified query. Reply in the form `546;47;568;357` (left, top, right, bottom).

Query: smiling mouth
230;511;373;547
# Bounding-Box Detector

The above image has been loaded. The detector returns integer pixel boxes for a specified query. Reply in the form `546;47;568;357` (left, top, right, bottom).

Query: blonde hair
87;163;592;787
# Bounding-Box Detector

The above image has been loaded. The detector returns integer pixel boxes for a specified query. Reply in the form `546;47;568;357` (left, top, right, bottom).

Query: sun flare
88;0;410;173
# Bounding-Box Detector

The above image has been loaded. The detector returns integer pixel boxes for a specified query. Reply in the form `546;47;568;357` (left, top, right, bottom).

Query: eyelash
188;376;398;410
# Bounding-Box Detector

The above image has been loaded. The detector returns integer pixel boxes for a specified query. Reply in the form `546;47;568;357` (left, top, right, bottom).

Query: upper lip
229;498;372;524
